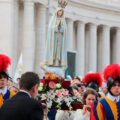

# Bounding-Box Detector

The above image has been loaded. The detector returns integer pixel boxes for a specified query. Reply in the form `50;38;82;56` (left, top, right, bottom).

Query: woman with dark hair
74;89;98;120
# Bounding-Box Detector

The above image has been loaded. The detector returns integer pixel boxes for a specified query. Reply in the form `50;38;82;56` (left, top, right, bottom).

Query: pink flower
56;90;62;97
49;81;56;89
62;89;69;96
50;91;54;94
62;98;65;101
47;93;51;96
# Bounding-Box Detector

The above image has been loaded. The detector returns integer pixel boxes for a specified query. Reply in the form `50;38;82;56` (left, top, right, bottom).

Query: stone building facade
0;0;120;78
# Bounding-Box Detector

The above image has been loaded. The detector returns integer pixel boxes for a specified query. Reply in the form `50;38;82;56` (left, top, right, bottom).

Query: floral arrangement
38;79;83;110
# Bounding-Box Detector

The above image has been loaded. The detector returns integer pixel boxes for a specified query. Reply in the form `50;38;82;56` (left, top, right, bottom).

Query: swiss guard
83;72;103;92
83;72;103;120
0;54;15;107
95;64;120;120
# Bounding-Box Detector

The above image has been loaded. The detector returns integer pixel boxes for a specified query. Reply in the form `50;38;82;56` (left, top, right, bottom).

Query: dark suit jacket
0;91;43;120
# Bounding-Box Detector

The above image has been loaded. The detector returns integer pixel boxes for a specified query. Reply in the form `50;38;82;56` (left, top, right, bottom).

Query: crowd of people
0;54;120;120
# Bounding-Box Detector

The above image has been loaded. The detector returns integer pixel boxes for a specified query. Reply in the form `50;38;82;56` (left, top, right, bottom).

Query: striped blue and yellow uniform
0;89;15;107
96;97;120;120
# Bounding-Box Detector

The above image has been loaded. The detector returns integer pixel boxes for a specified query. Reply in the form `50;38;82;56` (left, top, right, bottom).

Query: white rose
56;83;61;88
38;86;43;91
40;83;43;87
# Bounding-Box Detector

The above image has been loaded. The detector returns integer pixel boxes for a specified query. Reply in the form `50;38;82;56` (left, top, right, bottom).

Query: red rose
49;81;56;89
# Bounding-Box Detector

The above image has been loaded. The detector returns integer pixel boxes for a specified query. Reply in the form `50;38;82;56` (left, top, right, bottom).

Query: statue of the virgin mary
40;0;68;77
46;7;67;69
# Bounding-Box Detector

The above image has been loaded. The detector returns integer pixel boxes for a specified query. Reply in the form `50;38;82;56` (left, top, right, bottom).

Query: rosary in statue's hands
57;20;61;27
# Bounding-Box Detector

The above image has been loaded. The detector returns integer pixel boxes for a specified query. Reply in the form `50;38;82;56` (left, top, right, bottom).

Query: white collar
19;89;31;98
107;92;120;102
0;86;7;95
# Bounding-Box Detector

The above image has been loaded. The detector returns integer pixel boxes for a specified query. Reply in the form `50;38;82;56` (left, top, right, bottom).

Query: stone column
35;4;46;76
0;0;13;56
102;25;110;69
76;21;85;77
22;1;35;72
115;27;120;64
66;18;74;51
0;0;14;75
88;23;97;72
12;0;19;76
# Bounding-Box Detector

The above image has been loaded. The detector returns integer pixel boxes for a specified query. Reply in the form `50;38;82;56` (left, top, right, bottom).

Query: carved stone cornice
34;0;48;6
70;0;120;13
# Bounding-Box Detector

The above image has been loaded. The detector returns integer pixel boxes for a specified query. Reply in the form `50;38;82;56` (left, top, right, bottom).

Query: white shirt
107;92;120;102
0;86;7;95
56;110;74;120
74;109;89;120
19;89;31;98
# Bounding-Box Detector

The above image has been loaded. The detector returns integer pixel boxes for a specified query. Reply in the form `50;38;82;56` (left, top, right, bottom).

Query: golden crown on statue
58;0;68;8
